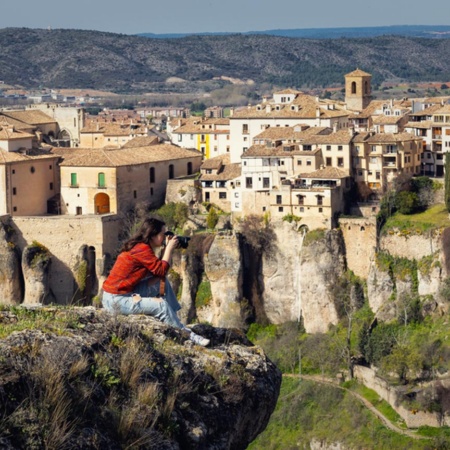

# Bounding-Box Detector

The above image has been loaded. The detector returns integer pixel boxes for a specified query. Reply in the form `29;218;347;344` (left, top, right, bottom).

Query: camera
164;231;191;249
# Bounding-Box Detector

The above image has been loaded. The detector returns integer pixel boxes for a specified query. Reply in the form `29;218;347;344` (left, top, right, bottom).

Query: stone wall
380;229;442;260
339;217;377;279
11;214;122;303
354;365;450;428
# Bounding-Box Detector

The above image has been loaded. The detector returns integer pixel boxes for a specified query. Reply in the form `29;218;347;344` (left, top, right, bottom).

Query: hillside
1;28;450;93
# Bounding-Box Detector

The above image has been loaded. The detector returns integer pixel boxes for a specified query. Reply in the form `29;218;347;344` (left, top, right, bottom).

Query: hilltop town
1;69;449;303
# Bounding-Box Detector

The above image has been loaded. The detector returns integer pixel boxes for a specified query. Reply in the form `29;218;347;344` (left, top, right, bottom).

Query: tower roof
345;69;372;78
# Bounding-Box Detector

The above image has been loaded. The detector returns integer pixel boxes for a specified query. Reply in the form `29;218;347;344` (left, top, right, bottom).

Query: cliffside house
0;123;60;216
199;154;241;212
168;117;230;159
56;144;202;215
352;132;424;193
268;166;351;229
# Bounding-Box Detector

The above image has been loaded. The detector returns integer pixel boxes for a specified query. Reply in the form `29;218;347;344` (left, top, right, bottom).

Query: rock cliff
0;307;281;450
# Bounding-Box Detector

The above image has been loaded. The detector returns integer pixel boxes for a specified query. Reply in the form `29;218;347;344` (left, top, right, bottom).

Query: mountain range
1;27;450;93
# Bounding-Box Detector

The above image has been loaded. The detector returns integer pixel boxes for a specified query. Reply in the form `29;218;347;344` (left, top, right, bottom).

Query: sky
0;0;449;35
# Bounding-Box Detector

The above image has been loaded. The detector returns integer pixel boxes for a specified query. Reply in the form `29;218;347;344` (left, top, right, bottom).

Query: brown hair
120;217;165;252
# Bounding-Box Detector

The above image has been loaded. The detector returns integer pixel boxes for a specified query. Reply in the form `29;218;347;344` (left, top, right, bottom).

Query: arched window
351;81;357;94
187;162;193;175
149;167;155;183
169;164;174;179
98;172;105;187
364;81;369;95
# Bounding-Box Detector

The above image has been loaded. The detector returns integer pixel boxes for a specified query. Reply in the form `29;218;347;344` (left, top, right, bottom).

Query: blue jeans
102;278;183;328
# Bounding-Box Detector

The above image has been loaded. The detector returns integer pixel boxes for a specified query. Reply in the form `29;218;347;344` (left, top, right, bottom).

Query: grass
344;380;406;428
248;378;434;450
383;204;450;233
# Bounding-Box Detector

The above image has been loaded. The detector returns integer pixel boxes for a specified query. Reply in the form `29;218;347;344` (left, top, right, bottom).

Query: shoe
189;331;210;347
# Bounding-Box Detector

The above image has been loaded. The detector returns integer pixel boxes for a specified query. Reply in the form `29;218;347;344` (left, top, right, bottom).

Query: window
297;160;302;165
318;207;323;213
297;195;304;205
276;195;282;204
306;160;312;166
12;187;17;195
49;182;53;190
12;170;15;174
150;188;154;195
168;164;174;179
187;162;193;175
300;207;304;212
219;192;227;199
338;145;343;151
263;177;270;188
150;167;155;183
338;157;344;167
326;157;332;166
326;145;331;151
70;173;78;187
317;196;323;206
133;190;137;199
263;159;269;166
278;206;284;212
49;165;52;169
243;147;248;152
376;172;381;180
177;134;182;142
242;124;249;134
370;157;377;164
351;81;357;94
13;207;17;212
246;177;253;188
98;172;106;187
303;145;312;151
371;145;377;153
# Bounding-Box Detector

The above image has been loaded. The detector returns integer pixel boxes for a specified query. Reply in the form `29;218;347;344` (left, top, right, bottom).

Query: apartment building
268;167;351;229
199;154;241;212
169;117;230;159
352;132;423;192
228;92;350;164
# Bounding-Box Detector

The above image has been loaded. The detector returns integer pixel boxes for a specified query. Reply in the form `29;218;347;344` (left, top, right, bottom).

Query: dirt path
283;374;430;440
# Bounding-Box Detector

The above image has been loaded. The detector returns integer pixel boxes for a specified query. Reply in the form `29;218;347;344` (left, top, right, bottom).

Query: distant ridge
138;25;450;40
1;28;450;93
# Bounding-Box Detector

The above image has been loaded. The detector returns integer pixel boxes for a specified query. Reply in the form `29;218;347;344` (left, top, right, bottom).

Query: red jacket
102;243;170;294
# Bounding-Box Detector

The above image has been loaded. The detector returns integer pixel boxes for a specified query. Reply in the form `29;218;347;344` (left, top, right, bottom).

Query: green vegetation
249;378;438;450
152;202;189;233
303;228;326;246
282;214;302;223
206;207;219;230
383;204;450;233
446;152;450;213
195;279;212;308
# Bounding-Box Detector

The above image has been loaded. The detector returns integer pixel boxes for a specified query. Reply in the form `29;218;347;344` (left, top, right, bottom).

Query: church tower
345;69;372;111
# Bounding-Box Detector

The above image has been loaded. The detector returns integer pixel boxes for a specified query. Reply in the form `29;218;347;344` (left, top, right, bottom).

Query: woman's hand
161;235;179;264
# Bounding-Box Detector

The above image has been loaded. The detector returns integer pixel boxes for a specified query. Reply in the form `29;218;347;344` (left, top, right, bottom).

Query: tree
206;207;219;230
445;152;450;213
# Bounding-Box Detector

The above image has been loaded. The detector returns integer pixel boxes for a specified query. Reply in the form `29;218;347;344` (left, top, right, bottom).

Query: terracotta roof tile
1;110;57;125
299;166;350;179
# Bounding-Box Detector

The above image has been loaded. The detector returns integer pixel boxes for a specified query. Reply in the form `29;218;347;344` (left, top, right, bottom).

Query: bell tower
345;69;372;111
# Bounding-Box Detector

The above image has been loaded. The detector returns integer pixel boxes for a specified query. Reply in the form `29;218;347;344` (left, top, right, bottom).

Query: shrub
206;207;219;230
395;191;419;214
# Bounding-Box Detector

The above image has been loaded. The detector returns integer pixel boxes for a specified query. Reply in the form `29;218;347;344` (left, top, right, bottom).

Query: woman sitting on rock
102;217;210;346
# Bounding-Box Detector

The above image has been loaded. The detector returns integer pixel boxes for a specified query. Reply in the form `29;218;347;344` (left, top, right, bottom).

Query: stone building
57;144;202;215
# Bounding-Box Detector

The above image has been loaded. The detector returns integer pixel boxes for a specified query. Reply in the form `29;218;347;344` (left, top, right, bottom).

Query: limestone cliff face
0;222;22;305
21;243;52;305
0;307;281;450
260;223;346;333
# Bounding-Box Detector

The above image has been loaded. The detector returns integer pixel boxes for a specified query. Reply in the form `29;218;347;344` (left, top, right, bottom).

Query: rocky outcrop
0;307;281;450
21;242;52;305
0;221;22;305
202;232;244;327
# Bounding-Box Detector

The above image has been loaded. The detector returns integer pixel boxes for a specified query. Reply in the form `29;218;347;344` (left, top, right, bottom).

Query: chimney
266;104;272;113
316;107;321;118
332;122;338;132
229;108;234;117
